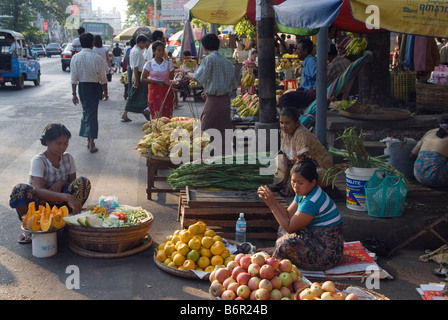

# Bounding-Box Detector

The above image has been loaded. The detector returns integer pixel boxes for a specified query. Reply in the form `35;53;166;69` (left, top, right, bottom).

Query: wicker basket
390;71;416;102
416;80;448;113
66;211;154;254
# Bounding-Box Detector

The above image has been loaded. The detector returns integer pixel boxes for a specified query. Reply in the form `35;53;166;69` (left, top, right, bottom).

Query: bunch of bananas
276;59;292;71
232;93;259;117
189;80;199;87
345;34;368;56
120;71;128;85
173;60;182;68
137;117;210;158
241;69;256;88
183;59;197;69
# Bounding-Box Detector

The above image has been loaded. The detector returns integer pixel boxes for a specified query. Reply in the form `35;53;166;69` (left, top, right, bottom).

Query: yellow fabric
349;0;448;38
191;0;249;25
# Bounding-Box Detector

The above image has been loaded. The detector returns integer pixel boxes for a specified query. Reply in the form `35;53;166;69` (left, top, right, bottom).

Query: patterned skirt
273;224;344;271
9;176;91;220
414;151;448;187
148;83;173;119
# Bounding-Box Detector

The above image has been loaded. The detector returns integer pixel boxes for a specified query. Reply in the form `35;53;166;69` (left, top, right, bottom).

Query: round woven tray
69;233;153;258
66;210;154;254
153;250;210;280
339;108;411;121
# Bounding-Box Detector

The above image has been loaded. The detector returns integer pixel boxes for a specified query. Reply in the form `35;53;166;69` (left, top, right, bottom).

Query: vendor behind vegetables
9;124;91;241
257;156;344;271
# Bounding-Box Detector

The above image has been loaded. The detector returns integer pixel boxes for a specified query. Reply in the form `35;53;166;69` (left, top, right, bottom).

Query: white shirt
143;46;153;61
129;45;146;72
9;41;20;55
70;48;108;85
29;152;76;188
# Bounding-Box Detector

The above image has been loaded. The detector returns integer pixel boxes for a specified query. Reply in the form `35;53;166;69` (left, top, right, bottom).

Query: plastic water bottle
235;213;247;243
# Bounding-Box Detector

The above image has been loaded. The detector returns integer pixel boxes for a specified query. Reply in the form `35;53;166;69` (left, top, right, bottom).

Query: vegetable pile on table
167;154;274;190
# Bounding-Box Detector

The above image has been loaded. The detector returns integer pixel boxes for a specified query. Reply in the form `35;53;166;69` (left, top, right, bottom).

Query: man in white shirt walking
70;32;108;153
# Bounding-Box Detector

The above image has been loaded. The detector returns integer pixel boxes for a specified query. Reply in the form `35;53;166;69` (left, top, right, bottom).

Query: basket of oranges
154;221;236;280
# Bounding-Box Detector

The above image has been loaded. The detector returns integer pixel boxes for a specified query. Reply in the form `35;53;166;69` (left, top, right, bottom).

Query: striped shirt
194;51;237;96
29;152;76;189
70;48;107;85
295;186;342;228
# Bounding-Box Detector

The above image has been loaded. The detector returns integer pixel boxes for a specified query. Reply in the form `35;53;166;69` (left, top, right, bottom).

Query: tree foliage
126;0;161;27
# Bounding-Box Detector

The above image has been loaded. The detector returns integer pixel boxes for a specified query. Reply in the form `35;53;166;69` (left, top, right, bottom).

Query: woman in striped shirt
258;157;344;271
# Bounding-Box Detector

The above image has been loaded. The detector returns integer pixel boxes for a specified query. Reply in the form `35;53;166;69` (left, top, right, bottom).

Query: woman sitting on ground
258;157;344;271
409;116;448;187
274;107;333;196
10;123;91;243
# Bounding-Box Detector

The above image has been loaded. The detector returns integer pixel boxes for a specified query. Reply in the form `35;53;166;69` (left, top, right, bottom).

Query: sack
380;137;417;179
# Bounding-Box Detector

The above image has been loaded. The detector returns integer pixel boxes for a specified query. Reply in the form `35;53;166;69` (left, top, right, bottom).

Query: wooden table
178;186;285;240
146;156;179;200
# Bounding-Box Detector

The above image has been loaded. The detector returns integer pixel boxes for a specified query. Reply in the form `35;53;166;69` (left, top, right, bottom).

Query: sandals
433;264;448;277
18;233;32;244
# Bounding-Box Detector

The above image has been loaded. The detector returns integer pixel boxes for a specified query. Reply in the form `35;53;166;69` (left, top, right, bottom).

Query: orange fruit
163;257;173;266
221;248;230;259
179;230;192;243
196;221;207;233
211;255;224;266
188;223;201;235
210;241;225;256
168;262;177;268
201;236;214;249
164;243;175;256
171;234;180;244
156;250;167;262
204;265;215;273
213;235;223;242
187;249;200;262
197;256;210;269
177;243;190;256
200;247;212;258
188;238;201;251
173;253;185;266
182;259;196;270
204;229;216;237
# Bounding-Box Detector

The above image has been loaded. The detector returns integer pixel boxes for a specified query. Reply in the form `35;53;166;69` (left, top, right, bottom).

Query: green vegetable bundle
168;154;274;190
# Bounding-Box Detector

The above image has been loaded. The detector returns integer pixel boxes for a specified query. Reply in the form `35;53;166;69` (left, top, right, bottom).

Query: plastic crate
365;170;408;218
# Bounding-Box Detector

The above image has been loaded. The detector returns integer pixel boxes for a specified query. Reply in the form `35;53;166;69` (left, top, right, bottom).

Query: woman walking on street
121;34;151;122
141;40;175;119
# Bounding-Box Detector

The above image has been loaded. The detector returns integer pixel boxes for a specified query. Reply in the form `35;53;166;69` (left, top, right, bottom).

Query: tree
127;0;161;27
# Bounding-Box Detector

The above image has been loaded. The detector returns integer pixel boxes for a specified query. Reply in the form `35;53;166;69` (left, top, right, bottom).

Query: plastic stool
283;80;297;90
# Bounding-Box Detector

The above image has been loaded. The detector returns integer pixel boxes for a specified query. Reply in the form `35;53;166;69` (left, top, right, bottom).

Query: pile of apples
209;252;307;300
297;281;359;300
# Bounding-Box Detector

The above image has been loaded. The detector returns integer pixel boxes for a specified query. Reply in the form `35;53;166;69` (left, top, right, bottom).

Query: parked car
0;29;41;89
61;43;72;71
45;43;62;57
30;44;46;57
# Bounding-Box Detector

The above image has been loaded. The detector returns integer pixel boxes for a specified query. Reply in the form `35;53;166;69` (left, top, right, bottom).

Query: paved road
0;56;445;303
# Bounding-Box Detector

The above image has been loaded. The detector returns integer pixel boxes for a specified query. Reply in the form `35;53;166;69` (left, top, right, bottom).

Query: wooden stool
146;157;179;200
282;79;297;90
388;212;448;255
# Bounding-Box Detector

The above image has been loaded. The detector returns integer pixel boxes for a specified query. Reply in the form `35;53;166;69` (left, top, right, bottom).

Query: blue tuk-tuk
0;29;41;89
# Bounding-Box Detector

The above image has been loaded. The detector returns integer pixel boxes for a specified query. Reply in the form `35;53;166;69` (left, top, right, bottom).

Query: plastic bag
99;195;120;213
380;137;416;179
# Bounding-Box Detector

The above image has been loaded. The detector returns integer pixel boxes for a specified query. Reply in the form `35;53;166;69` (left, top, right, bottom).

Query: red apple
215;267;230;283
299;288;314;300
309;283;323;298
321;281;336;293
270;288;283;300
234;253;245;266
231;266;245;280
293;280;308;293
223;277;236;289
259;264;275;280
333;292;345;300
247;276;261;291
258;279;273;291
279;272;293;287
280;286;291;298
226;260;238;273
265;256;280;270
239;256;252;270
236;272;251;285
247;263;260;277
345;293;358;300
227;282;240;294
279;259;293;272
321;291;335;300
236;285;251;299
210;280;224;297
255;288;270;300
270;276;282;290
251;253;266;266
235;296;245;300
249;290;257;300
221;289;236;300
209;269;216;283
